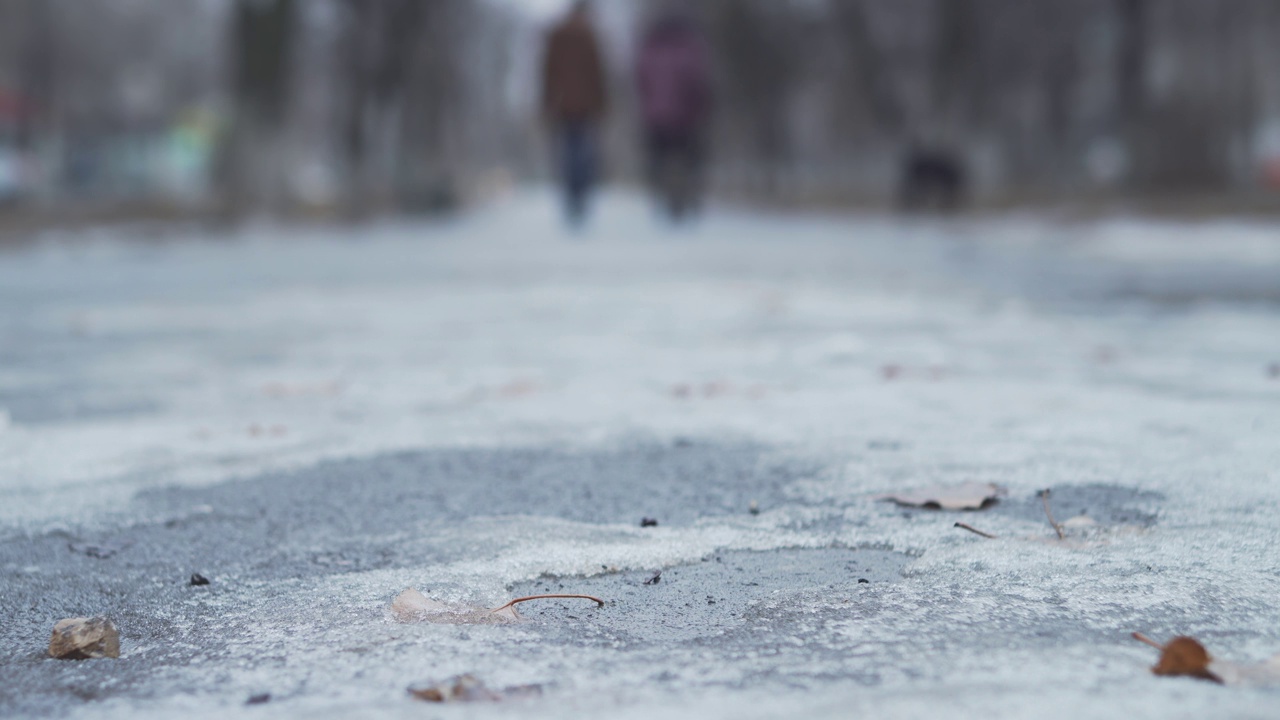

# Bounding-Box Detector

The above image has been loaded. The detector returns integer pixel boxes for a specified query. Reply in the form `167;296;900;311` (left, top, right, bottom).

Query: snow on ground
1;189;1278;718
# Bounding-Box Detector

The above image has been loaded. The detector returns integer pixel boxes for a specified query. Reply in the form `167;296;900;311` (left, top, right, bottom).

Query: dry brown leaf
1134;633;1280;686
408;674;542;703
879;482;1004;511
1151;636;1221;683
390;588;604;625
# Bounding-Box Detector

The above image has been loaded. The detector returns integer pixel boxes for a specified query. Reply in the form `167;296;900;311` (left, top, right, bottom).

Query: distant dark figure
542;1;608;227
899;149;967;213
635;12;711;222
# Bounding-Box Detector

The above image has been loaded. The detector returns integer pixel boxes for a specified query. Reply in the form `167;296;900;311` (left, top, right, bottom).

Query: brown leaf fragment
391;588;604;625
48;617;120;660
390;587;454;623
1153;637;1222;683
1134;633;1280;687
409;675;498;703
878;482;1004;511
1133;633;1221;684
408;675;543;703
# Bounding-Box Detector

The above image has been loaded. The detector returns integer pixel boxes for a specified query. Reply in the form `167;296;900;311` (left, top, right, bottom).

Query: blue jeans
559;122;598;226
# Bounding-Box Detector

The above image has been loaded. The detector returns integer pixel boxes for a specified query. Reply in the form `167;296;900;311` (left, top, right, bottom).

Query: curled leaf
1131;633;1280;686
391;588;604;625
1151;636;1221;683
408;674;543;703
390;588;454;623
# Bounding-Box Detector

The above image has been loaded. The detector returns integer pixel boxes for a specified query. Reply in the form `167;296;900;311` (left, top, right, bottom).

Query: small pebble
48;617;120;659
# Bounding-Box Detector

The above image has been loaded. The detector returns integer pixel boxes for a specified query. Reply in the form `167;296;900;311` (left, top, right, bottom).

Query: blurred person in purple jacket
635;11;711;222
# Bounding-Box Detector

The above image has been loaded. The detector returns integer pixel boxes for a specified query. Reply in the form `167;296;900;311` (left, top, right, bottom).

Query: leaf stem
490;594;605;614
954;522;997;539
1131;631;1164;650
1041;489;1064;540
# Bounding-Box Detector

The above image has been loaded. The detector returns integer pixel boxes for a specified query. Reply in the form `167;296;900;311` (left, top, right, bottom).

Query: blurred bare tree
688;0;1280;204
335;0;473;217
2;0;1280;220
224;0;296;214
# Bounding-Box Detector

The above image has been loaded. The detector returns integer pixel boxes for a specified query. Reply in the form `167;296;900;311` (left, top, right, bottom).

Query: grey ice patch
989;484;1163;528
507;547;911;650
137;441;817;534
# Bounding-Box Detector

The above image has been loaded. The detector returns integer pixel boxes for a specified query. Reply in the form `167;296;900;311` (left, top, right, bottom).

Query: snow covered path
1;191;1278;718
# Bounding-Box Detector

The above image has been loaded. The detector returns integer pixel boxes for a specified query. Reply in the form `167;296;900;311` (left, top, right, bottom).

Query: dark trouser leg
648;129;704;221
644;130;668;214
560;122;596;225
671;133;705;219
647;130;683;220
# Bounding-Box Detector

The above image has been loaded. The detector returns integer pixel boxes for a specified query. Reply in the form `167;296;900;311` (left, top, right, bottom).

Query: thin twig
1131;632;1164;650
1041;489;1064;540
490;594;605;614
954;522;997;539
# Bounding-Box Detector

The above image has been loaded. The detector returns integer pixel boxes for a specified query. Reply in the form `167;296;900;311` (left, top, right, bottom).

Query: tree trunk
222;0;296;216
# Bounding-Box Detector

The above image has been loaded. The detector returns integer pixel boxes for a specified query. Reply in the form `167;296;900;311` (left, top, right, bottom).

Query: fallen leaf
1134;633;1280;686
1094;346;1119;364
408;674;542;703
497;379;539;398
878;482;1004;510
1151;636;1221;683
390;588;604;625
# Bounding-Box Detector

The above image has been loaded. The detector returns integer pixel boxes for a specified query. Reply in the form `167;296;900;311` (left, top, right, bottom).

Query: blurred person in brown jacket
542;1;608;227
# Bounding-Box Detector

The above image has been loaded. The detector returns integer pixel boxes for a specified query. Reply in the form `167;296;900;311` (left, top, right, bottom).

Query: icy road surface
1;191;1279;718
